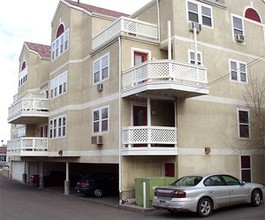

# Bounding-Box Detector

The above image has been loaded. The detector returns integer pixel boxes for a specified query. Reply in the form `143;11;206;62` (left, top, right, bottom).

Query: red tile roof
64;0;129;18
25;42;51;59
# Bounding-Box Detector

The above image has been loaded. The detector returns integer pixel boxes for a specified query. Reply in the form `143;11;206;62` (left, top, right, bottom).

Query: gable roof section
24;42;51;59
64;0;129;18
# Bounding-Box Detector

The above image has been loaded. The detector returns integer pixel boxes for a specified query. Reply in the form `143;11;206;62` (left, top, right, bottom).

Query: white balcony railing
8;97;49;123
92;16;159;50
7;138;48;157
122;126;177;148
122;60;208;91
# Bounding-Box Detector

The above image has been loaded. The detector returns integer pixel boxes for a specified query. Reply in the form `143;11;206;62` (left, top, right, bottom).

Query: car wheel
197;198;212;217
251;189;261;207
94;188;103;198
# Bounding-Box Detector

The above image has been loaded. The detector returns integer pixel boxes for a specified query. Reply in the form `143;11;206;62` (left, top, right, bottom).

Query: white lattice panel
122;126;177;146
122;60;207;89
93;17;158;50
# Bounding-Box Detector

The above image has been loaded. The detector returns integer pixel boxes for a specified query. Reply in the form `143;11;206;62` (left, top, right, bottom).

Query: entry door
133;105;147;147
165;163;175;177
134;51;148;66
133;105;147;126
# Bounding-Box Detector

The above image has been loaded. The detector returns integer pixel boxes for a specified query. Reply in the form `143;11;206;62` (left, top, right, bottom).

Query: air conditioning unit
189;22;202;33
91;135;103;145
235;34;245;43
97;83;103;91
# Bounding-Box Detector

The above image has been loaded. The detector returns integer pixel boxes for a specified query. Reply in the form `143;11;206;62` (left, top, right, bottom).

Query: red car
30;171;65;187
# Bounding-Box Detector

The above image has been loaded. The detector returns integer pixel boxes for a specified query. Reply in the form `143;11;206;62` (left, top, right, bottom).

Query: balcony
122;60;208;98
121;126;178;156
8;96;49;124
7;137;48;157
92;16;159;50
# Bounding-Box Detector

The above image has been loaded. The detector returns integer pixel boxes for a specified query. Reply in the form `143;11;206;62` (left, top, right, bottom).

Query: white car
153;174;265;217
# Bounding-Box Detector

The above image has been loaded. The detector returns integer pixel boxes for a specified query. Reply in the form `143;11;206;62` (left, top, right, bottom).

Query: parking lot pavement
1;174;265;220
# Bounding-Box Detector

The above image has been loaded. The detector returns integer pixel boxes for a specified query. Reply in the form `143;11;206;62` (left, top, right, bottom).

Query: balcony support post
147;98;152;148
39;162;44;188
64;162;70;195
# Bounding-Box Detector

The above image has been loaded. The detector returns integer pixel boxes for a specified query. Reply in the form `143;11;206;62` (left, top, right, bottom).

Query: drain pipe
167;20;171;60
118;36;122;205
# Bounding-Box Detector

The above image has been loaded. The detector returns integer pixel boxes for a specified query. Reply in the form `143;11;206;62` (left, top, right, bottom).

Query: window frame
240;155;252;182
231;15;245;41
92;106;109;134
188;49;203;65
237;109;250;139
49;115;67;139
51;28;69;61
50;71;68;99
187;0;213;28
229;59;247;83
93;53;110;85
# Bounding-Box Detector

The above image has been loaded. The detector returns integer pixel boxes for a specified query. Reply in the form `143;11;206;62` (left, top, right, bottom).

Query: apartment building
7;0;265;202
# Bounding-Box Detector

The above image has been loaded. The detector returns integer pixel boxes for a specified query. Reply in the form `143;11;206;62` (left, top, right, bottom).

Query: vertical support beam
64;162;70;195
167;20;171;60
147;98;151;148
39;162;44;188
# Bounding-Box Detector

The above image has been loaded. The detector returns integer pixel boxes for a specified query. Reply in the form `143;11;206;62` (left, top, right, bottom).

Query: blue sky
0;0;151;144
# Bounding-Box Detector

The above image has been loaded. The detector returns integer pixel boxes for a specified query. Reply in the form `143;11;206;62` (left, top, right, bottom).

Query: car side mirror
240;181;246;185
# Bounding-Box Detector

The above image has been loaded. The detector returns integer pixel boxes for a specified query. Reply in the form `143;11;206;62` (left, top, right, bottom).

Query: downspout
156;0;160;42
193;25;198;65
118;36;122;205
167;20;171;60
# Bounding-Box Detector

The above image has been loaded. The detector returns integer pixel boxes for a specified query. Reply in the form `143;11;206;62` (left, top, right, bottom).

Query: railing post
147;127;151;148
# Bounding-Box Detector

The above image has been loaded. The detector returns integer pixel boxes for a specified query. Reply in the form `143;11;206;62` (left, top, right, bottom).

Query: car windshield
171;176;203;186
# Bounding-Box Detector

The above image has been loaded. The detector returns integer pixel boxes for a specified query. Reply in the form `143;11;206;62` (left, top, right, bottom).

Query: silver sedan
152;173;265;217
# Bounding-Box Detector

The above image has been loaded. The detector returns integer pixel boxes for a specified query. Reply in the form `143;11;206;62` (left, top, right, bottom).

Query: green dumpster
135;177;176;208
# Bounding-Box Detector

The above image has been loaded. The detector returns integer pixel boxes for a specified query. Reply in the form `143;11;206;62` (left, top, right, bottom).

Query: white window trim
130;48;151;67
186;0;213;28
188;49;203;65
50;71;68;99
93;53;110;85
92;105;109;134
49;115;67;139
51;28;69;61
237;108;251;140
231;14;245;43
229;59;247;84
18;66;28;87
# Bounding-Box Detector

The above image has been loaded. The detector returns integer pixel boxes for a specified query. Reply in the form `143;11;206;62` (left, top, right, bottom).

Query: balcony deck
122;60;208;98
8;96;49;124
92;16;159;50
121;126;178;156
7;138;48;157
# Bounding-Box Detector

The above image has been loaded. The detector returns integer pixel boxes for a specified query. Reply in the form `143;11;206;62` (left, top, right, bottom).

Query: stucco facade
7;0;265;202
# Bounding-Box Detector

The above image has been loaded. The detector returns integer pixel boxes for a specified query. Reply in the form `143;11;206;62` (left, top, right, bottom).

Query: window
222;175;241;186
245;8;261;23
238;110;250;138
93;106;109;133
93;53;109;84
232;16;244;37
187;1;212;27
19;61;28;87
230;60;247;83
52;27;69;60
50;71;67;99
241;155;251;182
49;116;66;138
189;50;202;65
